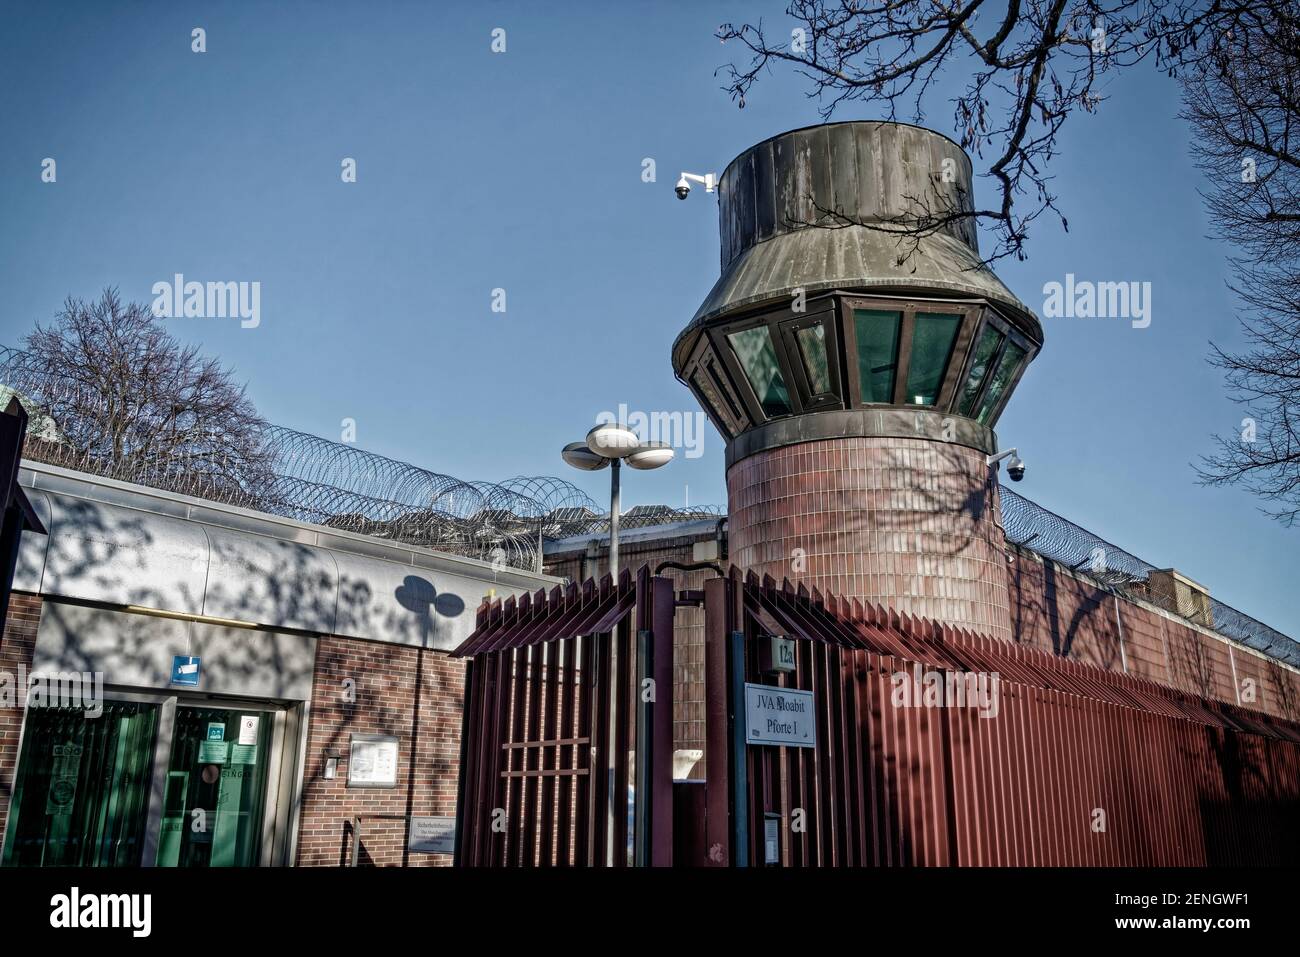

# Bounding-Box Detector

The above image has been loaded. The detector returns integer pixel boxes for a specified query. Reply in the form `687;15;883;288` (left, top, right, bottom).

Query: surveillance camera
675;178;691;200
1006;455;1026;482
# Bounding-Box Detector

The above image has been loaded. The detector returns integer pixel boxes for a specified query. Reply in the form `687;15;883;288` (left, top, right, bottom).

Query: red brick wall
1008;546;1300;719
1262;658;1300;721
0;592;41;843
1115;591;1172;684
728;438;1013;641
296;635;466;867
1005;548;1125;670
1163;615;1237;702
1231;645;1300;721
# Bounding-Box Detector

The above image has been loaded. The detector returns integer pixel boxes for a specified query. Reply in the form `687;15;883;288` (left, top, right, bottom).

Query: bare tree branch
2;288;274;502
1188;9;1300;524
717;0;1270;264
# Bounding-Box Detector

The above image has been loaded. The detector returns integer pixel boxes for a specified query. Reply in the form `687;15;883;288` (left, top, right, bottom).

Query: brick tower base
727;437;1013;641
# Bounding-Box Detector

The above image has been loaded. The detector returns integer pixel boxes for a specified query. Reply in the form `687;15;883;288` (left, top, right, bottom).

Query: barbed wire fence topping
1;346;1291;663
0;347;720;572
1000;487;1299;667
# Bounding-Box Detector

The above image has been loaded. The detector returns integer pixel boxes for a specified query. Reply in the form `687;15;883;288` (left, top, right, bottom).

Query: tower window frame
680;336;749;439
954;308;1037;425
708;299;840;424
838;295;982;409
685;293;1037;433
776;309;841;414
723;324;794;418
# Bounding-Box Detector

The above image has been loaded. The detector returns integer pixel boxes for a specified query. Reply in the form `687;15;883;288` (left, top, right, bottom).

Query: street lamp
562;423;674;576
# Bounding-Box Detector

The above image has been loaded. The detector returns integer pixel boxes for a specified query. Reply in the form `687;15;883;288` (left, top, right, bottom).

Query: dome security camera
674;171;715;201
987;447;1026;482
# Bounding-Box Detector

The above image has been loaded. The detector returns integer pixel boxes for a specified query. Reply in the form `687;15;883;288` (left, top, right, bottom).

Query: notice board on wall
348;733;399;788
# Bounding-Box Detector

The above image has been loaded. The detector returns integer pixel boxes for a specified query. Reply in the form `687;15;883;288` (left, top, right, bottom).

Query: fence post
634;628;653;866
651;576;674;865
703;576;732;866
633;576;676;866
452;657;475;867
729;629;749;867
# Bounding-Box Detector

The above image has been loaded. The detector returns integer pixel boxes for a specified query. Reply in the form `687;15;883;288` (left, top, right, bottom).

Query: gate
452;567;674;866
455;565;1300;866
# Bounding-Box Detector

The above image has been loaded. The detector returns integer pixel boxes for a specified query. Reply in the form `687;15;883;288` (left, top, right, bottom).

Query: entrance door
3;696;290;867
154;706;275;867
1;701;159;866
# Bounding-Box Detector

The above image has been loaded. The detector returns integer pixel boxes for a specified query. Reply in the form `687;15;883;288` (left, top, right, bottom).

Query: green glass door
155;706;273;867
2;701;158;866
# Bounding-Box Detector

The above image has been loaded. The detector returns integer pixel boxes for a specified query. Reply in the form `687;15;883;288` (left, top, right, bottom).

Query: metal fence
713;568;1300;866
451;567;675;866
454;566;1300;866
1000;487;1300;667
0;347;719;571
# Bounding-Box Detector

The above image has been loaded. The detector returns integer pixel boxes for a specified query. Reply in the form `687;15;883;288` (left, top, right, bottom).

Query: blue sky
1;1;1295;636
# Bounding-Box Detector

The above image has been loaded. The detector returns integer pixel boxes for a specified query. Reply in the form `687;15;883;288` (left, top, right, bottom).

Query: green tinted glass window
959;324;1005;416
975;341;1027;424
904;312;962;406
853;309;902;403
727;326;792;416
156;706;273;867
2;702;158;867
795;321;832;395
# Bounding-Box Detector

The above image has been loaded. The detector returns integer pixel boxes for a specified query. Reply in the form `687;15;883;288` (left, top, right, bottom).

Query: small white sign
744;683;815;748
238;715;260;746
349;734;400;787
760;635;796;673
408;816;456;854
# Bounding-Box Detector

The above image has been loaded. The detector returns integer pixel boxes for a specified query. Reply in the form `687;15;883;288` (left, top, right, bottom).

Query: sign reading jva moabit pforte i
744;683;815;748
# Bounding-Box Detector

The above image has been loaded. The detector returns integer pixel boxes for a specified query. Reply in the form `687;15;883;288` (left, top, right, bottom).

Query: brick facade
295;635;465;866
1007;545;1300;721
728;437;1013;641
0;592;41;844
0;595;473;867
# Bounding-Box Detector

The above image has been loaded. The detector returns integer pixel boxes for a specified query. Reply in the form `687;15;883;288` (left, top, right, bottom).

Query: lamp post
562;422;674;577
561;422;673;866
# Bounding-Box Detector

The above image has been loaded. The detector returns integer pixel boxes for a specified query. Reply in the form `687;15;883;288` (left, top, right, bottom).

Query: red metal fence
455;565;1300;866
710;569;1300;866
452;567;673;866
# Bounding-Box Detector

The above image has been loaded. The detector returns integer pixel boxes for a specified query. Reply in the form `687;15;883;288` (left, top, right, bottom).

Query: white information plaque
744;683;816;748
408;816;456;855
348;733;399;787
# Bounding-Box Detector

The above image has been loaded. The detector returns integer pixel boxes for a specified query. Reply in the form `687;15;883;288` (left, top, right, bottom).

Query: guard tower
673;122;1043;640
